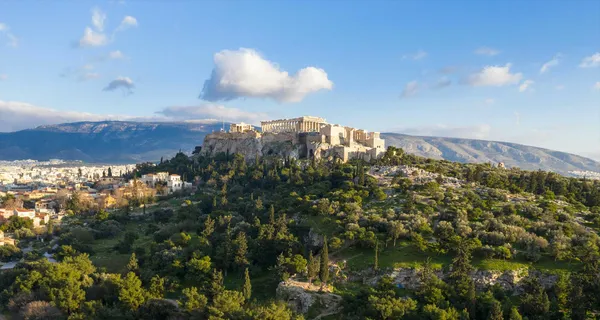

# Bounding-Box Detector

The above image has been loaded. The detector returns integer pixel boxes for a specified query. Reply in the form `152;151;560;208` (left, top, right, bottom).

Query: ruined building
200;116;385;162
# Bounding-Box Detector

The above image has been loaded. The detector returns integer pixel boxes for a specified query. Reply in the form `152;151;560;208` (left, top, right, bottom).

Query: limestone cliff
200;131;302;160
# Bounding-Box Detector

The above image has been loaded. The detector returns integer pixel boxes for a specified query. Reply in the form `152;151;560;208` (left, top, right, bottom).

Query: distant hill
381;133;600;175
0;121;598;176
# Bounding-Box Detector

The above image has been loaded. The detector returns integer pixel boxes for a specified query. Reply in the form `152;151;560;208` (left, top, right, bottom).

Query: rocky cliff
200;131;301;160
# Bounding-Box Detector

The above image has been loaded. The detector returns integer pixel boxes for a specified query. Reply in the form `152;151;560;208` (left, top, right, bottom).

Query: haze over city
0;0;599;161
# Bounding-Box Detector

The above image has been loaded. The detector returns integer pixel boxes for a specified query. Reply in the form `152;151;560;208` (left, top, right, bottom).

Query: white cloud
484;98;495;105
514;112;521;126
103;76;135;94
519;80;534;92
467;63;522;86
0;22;18;47
397;124;492;140
108;50;126;59
91;7;106;32
0;100;138;132
540;54;561;74
0;74;7;81
400;81;419;98
579;53;600;68
0;99;267;132
475;47;500;56
555;84;565;90
594;82;600;90
117;16;138;31
402;50;428;60
156;104;267;124
200;48;333;103
78;27;108;47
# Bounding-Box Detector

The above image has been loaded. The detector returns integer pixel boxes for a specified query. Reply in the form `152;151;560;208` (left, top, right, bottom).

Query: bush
20;301;63;320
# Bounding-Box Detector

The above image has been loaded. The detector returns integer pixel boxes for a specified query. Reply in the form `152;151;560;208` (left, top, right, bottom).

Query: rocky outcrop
361;267;558;294
201;131;301;160
276;281;343;317
277;281;315;314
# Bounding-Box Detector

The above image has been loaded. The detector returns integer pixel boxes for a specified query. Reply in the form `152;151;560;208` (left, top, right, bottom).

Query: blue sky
0;0;599;159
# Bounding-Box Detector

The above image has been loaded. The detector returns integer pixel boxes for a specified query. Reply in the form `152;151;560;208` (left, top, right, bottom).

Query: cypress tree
319;236;329;285
374;239;379;271
488;300;503;320
127;253;139;274
307;250;317;284
269;205;275;225
242;268;252;301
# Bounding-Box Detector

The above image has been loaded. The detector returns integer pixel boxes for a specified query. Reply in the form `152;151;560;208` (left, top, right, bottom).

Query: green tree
307;250;318;284
488;300;503;320
119;272;146;311
319;236;330;285
368;295;417;320
179;287;208;311
509;307;523;320
234;231;249;269
520;276;550;320
243;268;252;301
148;275;165;299
374;239;379;271
210;269;225;298
127;253;139;274
107;167;113;177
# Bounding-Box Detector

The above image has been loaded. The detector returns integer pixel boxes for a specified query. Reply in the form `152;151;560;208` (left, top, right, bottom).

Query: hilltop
0;121;598;176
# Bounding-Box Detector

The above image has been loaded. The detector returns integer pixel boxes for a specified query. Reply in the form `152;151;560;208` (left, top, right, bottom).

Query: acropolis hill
200;116;385;162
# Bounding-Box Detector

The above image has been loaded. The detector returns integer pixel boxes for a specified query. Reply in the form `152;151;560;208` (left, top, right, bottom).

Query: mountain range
0;121;598;176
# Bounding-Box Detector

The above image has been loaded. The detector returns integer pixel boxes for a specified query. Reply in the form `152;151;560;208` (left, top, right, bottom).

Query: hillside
0;121;598;176
3;148;599;319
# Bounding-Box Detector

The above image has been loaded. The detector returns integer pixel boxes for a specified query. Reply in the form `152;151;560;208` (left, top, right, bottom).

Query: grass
89;221;154;273
336;241;577;273
336;241;451;271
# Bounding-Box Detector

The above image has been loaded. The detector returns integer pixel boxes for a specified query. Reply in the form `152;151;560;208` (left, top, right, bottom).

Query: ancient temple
260;116;327;133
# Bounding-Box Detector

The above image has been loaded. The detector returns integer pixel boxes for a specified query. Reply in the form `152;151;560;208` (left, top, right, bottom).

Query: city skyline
0;1;599;160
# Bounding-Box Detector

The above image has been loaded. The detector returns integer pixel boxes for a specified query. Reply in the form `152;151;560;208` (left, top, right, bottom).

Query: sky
0;0;599;159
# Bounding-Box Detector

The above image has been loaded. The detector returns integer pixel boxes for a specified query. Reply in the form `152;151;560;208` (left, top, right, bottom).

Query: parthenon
260;116;327;133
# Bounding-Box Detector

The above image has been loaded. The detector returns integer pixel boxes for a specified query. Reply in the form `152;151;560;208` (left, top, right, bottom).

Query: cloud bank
200;48;333;103
156;104;267;124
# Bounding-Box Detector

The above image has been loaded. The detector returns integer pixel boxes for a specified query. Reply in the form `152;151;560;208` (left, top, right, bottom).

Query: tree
107;167;113;177
319;236;330;285
119;272;146;311
488;300;503;320
234;231;249;269
148;275;165;299
520;276;550;320
243;268;252;301
509;307;523;320
247;301;295;320
210;269;225;298
374;239;379;271
179;287;208;311
307;251;318;284
127;253;139;274
368;295;417;320
388;221;405;247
